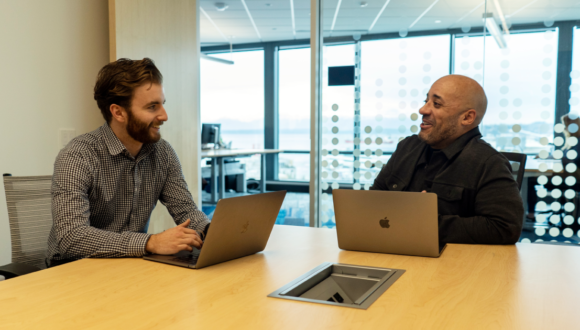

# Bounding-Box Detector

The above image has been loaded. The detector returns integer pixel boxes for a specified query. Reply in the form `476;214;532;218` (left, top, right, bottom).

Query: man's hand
146;219;203;255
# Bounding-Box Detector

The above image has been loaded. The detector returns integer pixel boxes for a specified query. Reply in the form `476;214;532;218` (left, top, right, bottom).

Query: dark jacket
371;127;524;245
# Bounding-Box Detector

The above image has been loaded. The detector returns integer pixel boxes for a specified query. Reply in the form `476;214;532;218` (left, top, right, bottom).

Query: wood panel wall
109;0;202;231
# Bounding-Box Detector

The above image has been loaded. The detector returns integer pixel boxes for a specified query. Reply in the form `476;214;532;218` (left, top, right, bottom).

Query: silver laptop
333;189;444;258
144;190;286;269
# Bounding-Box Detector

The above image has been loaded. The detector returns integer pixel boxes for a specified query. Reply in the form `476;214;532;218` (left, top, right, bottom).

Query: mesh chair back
500;152;527;192
3;175;53;269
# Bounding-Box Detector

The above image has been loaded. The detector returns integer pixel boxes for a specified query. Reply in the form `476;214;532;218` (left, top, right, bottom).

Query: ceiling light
214;2;228;11
492;0;510;35
483;13;507;49
435;20;441;23
201;54;234;65
360;1;368;7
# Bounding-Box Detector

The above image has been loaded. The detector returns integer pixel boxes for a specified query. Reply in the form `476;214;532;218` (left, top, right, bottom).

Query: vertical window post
555;22;574;128
310;0;323;227
265;43;279;182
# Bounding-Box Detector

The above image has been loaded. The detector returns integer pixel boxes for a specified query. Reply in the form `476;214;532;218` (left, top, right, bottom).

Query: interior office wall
110;0;202;234
0;0;109;265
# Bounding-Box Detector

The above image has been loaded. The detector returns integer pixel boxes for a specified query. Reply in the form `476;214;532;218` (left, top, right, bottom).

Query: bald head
418;75;488;149
431;75;488;126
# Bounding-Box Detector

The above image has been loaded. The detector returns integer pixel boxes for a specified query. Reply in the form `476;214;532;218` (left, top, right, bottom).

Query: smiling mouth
420;121;433;130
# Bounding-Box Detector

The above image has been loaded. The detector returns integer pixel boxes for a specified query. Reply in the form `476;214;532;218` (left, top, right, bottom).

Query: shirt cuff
128;233;152;256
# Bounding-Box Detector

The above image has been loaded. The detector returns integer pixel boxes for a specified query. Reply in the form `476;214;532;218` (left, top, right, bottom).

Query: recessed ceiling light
435;20;441;23
215;2;228;11
360;1;368;7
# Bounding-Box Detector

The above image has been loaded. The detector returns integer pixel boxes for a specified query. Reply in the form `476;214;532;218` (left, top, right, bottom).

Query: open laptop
144;190;286;269
333;189;444;258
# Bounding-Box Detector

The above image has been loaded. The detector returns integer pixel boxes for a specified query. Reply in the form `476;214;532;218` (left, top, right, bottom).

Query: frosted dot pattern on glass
357;35;450;190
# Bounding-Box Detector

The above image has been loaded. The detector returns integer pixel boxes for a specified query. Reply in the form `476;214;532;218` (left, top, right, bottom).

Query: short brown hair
94;58;163;123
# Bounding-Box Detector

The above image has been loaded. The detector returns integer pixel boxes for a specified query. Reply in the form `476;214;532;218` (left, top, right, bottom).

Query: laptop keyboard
171;252;200;265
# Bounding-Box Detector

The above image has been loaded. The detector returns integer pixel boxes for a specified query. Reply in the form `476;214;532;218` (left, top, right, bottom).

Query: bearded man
371;75;523;245
47;58;208;266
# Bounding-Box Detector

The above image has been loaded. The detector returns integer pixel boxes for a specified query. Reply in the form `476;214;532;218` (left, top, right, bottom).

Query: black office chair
0;174;53;279
500;152;527;192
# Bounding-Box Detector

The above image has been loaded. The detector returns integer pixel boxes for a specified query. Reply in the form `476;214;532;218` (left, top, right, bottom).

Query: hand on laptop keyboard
146;219;203;254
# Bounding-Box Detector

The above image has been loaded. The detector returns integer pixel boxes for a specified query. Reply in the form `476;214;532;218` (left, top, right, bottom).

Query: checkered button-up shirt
47;123;209;263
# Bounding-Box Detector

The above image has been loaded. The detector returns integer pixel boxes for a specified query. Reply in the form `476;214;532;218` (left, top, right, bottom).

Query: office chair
500;152;527;191
0;174;53;279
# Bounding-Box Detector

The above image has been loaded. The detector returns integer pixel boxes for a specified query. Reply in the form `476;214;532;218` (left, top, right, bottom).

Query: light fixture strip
409;0;439;30
200;7;229;42
240;0;262;41
483;13;506;49
492;0;510;35
201;54;234;65
330;0;343;33
290;0;296;37
368;0;392;31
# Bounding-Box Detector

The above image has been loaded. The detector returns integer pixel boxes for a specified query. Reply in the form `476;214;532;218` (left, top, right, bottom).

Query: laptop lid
194;190;287;269
333;189;440;258
144;191;286;269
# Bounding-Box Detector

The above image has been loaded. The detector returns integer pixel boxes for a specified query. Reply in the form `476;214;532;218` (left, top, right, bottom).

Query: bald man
371;75;524;245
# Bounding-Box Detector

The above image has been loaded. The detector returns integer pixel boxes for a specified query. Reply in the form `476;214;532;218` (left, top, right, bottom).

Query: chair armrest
0;262;42;279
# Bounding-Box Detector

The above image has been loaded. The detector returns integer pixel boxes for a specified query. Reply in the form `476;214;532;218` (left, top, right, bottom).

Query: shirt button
393;184;398;188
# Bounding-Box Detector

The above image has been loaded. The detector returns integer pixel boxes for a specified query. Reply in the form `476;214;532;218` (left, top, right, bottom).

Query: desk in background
201;149;283;204
0;225;578;329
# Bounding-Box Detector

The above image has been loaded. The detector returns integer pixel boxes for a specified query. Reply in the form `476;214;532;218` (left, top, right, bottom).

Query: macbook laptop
144;190;286;269
333;189;444;258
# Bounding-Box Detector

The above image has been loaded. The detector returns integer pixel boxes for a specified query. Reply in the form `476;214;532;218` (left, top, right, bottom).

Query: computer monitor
201;123;221;145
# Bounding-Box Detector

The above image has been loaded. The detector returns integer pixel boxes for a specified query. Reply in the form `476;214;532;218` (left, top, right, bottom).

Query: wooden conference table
0;226;578;329
201;148;283;203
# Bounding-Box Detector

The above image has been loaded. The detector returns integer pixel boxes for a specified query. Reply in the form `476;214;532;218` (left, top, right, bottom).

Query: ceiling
200;0;580;46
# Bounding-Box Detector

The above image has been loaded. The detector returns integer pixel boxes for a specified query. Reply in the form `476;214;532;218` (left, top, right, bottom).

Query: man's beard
126;109;162;144
418;117;459;148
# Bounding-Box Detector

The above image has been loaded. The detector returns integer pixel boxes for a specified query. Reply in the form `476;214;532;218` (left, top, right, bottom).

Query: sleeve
370;138;408;190
51;149;151;259
438;154;524;245
158;146;210;233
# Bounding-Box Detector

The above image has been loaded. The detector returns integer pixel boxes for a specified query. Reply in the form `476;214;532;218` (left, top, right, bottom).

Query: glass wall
199;0;312;226
315;0;580;243
456;31;558;153
198;0;580;240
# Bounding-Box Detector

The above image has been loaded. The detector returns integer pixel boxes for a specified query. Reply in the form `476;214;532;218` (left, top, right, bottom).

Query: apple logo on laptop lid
241;220;250;233
379;217;390;228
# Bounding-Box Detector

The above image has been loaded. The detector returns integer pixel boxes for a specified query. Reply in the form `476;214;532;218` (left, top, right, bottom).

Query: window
279;47;310;181
201;50;264;179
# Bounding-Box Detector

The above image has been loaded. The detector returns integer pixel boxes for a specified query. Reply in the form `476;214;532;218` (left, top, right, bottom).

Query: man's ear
109;104;128;124
461;109;477;126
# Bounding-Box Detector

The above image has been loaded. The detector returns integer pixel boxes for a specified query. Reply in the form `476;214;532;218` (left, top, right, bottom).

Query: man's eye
434;103;441;107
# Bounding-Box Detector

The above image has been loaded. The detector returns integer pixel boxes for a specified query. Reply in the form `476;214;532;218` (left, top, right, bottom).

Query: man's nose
158;106;168;122
419;103;430;115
